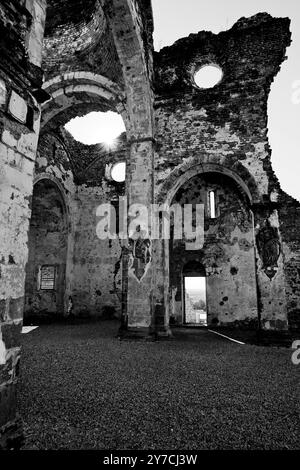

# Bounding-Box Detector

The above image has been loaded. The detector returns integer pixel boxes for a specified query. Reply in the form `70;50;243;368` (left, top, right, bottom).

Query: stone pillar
125;154;172;336
126;139;154;331
101;0;156;337
0;0;46;448
253;203;290;343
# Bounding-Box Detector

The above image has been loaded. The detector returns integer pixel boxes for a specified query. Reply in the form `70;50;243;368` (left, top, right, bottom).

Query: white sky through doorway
185;276;206;293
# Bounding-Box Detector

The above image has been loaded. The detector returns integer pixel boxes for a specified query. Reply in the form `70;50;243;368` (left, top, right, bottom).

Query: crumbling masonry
0;0;300;448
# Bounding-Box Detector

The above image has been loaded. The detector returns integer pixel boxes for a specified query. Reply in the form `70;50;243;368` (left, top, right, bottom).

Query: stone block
8;91;28;124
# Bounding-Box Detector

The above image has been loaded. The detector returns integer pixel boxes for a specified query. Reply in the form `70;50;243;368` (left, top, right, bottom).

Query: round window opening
111;162;126;182
194;64;223;89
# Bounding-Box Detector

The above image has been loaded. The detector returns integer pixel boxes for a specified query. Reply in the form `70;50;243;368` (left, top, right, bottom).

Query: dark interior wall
170;173;258;328
25;179;68;317
278;194;300;330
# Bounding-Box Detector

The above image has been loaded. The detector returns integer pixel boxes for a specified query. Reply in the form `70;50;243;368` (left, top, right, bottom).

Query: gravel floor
18;321;300;450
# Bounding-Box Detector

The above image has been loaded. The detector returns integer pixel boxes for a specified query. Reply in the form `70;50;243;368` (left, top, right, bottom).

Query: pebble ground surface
18;321;300;450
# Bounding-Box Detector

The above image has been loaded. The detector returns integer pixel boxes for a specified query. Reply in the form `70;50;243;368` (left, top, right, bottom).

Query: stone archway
153;167;259;332
24;177;69;321
41;72;128;132
157;160;260;206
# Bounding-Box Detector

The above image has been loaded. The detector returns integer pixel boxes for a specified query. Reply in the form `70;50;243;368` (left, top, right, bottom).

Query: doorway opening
184;276;207;326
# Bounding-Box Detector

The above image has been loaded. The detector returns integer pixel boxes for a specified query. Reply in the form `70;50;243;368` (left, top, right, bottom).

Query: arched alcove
24;178;68;320
169;171;258;329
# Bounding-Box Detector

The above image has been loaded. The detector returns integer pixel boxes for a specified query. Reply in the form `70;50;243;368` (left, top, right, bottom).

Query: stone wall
152;13;298;332
0;0;46;449
153;13;291;200
278;193;300;330
71;184;123;318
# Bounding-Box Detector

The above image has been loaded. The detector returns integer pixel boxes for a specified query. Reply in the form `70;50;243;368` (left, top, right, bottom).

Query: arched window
209;190;216;219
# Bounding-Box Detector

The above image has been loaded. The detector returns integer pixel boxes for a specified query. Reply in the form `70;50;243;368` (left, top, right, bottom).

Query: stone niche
24;179;68;320
169;172;258;328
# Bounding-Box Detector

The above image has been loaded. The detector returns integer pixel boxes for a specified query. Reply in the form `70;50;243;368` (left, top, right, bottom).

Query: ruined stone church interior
0;0;300;450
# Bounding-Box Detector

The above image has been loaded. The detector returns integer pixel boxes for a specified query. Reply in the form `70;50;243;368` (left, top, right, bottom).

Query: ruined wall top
154;13;291;95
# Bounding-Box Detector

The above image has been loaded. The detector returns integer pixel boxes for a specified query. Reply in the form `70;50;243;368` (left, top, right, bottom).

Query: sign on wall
40;265;56;290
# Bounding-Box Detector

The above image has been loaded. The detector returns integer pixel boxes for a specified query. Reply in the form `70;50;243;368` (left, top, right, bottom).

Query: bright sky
152;0;300;202
65;112;127;181
194;65;223;89
185;276;206;294
65;111;126;147
111;162;126;182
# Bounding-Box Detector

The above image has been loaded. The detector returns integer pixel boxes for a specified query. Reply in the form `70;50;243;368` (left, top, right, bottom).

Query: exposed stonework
0;0;299;449
0;0;47;448
43;1;124;85
152;12;296;334
278;193;300;331
169;172;258;328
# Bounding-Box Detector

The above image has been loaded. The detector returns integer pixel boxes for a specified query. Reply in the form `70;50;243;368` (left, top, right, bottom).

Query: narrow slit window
209;191;216;219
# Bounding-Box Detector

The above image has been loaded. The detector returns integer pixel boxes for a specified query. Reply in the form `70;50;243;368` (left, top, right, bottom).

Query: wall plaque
40;265;55;290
